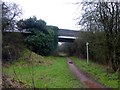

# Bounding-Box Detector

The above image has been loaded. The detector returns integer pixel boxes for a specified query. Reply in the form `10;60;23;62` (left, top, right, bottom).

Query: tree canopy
17;16;47;33
18;17;58;55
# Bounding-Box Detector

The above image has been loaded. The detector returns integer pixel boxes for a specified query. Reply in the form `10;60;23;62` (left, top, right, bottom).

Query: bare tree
79;1;120;71
2;2;22;31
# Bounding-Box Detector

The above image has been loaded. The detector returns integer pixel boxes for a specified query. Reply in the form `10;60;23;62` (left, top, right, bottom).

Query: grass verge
3;50;83;88
71;57;119;88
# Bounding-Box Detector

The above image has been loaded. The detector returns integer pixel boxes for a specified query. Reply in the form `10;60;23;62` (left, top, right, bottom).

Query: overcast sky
3;0;82;30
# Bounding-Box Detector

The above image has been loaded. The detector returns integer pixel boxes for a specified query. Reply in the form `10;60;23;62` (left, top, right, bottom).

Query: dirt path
67;58;106;89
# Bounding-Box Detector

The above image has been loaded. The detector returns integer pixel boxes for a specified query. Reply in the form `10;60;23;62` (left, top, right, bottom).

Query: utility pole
86;42;89;64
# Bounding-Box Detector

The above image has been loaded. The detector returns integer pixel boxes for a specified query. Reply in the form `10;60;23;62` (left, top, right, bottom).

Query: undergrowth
71;57;119;88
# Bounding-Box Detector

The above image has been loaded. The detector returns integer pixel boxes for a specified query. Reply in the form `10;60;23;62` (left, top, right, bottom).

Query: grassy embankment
3;50;83;88
71;57;119;88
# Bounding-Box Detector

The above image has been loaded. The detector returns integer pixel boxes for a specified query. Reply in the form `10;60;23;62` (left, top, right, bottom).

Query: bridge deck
4;29;79;42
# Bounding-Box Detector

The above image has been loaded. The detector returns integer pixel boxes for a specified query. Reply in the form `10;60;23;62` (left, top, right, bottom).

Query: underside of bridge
58;36;76;42
58;38;75;42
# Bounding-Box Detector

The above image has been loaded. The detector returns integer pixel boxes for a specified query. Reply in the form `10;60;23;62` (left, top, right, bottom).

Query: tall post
86;42;89;64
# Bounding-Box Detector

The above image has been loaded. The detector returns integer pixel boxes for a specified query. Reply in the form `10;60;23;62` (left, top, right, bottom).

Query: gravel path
67;58;106;89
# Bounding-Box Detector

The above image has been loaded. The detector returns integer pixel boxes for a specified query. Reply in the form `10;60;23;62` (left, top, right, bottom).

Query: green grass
71;57;119;88
3;50;83;88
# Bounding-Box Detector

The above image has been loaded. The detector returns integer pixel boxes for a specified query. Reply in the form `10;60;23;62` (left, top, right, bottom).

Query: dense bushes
60;31;108;64
25;28;58;55
18;17;58;56
75;31;107;64
2;32;26;61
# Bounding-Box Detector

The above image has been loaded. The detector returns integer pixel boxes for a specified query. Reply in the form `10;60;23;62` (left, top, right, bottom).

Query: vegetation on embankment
3;49;83;88
3;2;59;60
2;32;26;61
71;57;119;88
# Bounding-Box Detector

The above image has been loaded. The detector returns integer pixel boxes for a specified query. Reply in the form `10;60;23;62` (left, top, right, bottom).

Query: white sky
3;0;82;30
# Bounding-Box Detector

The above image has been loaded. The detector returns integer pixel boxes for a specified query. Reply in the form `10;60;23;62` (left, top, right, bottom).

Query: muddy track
67;58;108;89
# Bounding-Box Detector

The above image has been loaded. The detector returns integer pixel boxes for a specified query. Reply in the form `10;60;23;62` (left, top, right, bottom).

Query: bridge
4;29;79;42
58;29;79;42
